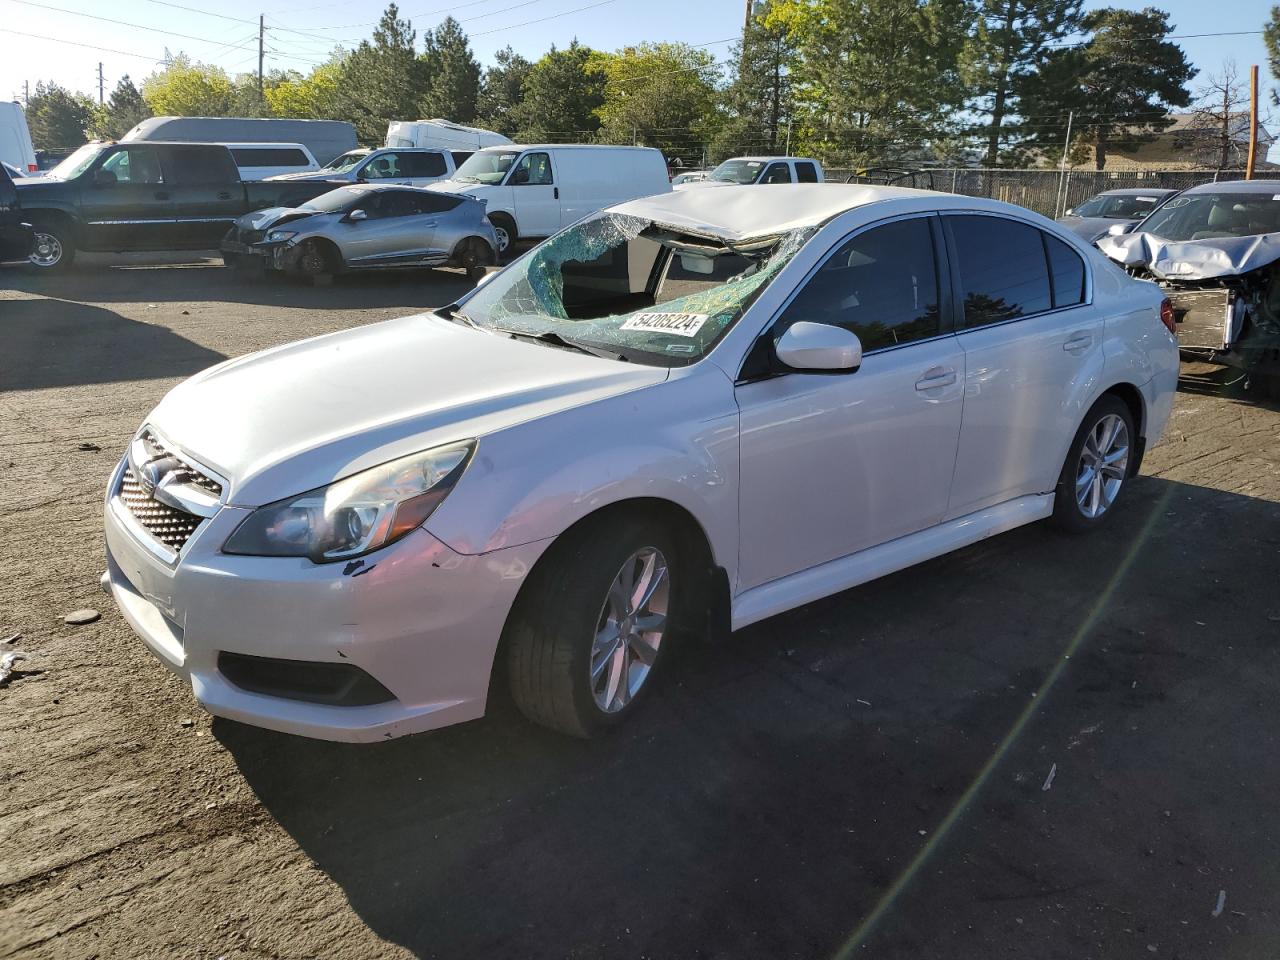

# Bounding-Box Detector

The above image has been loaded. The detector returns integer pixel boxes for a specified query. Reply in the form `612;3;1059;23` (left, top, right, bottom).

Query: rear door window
161;146;238;185
947;215;1052;328
400;152;448;178
795;162;819;183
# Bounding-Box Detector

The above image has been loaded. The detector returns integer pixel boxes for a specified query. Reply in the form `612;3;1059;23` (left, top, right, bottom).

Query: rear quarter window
230;148;310;167
1044;234;1086;308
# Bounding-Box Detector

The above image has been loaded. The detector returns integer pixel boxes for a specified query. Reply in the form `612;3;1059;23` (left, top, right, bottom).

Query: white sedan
102;185;1179;741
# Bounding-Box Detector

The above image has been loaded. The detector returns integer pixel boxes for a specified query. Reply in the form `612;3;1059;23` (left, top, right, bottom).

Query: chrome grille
136;431;224;498
119;467;204;550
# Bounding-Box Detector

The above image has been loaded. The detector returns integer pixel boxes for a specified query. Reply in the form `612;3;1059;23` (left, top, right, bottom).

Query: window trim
736;211;955;384
940;211;1094;334
506;151;555;187
760;162;792;185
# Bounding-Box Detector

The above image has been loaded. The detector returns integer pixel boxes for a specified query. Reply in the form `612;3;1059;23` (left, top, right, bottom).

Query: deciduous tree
510;41;605;142
141;56;234;117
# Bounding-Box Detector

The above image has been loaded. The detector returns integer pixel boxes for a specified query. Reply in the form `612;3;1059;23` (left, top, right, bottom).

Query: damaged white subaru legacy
103;184;1179;741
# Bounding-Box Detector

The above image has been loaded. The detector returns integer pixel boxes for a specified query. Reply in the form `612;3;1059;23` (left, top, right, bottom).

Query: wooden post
1245;64;1259;180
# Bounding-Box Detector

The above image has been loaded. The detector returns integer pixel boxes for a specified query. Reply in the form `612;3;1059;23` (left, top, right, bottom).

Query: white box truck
0;102;38;175
385;119;512;154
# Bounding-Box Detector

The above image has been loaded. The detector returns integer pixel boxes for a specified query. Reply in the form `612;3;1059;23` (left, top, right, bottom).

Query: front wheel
296;239;335;286
505;516;685;737
28;223;75;271
1051;395;1135;533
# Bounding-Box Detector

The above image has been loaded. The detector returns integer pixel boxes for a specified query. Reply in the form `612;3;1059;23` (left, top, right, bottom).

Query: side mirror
1064;208;1074;217
511;168;529;185
1107;222;1132;236
775;322;862;372
347;209;367;222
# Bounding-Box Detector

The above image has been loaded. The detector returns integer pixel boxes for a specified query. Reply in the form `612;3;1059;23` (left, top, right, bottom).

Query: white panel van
0;102;38;174
428;145;671;254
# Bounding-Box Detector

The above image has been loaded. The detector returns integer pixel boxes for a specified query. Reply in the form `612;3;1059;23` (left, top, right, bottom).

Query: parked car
671;170;708;186
385;118;511;154
429;144;672;254
0;100;38;174
15;141;344;270
122;116;357;166
220;184;497;283
0;162;34;263
102;183;1177;743
266;147;459;188
222;142;320;181
1096;179;1280;397
675;155;824;190
1058;188;1179;243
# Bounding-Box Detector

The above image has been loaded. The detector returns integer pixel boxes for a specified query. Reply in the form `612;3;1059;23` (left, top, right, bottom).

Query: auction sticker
619;312;709;336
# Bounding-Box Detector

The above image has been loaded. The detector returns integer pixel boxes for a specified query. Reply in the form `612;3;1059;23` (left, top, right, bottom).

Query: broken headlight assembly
223;441;475;562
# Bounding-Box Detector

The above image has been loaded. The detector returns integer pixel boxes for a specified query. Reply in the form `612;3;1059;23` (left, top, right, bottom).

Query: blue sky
1;0;1272;142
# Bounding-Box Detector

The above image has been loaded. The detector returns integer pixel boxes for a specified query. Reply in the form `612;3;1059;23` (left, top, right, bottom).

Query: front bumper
102;457;549;742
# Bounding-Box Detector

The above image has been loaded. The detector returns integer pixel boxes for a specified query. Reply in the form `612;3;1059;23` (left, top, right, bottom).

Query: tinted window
161;146;237;185
373;191;418;218
795;162;819;183
400;152;448;178
761;162;791;184
450;151;473;167
1045;234;1085;308
408;192;463;214
949;215;1051;327
778;217;941;352
230;148;309;167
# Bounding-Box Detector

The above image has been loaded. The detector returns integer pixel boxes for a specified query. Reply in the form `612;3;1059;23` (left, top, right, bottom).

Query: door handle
217;191;232;200
554;187;560;200
915;368;957;391
1062;332;1093;353
154;191;170;200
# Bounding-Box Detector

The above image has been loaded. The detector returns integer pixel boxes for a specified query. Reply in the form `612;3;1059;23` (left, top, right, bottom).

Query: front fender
424;368;741;573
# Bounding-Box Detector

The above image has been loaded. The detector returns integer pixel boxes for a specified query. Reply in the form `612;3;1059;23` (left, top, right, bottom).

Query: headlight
223;442;474;562
265;230;297;243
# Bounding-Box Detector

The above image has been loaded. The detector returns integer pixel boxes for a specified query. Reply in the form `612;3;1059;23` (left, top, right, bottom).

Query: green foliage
334;4;428;143
26;81;95;151
1266;6;1280;106
476;47;532;136
89;75;151;140
420;17;482;122
267;61;343;119
141;56;234;116
766;0;972;165
1018;6;1196;169
714;2;798;161
590;42;720;160
511;41;605;142
960;0;1082;165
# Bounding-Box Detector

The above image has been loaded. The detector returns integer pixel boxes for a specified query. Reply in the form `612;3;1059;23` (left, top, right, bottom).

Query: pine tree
1265;5;1280;106
715;1;798;159
477;47;532;136
90;75;152;140
335;4;428;143
420;17;481;123
960;0;1082;165
26;82;95;151
510;41;605;142
592;43;720;160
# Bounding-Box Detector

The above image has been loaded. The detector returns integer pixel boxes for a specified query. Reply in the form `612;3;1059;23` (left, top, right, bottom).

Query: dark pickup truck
15;141;345;270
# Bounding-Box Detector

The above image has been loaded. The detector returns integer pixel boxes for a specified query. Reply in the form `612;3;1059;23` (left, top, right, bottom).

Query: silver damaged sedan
221;183;498;283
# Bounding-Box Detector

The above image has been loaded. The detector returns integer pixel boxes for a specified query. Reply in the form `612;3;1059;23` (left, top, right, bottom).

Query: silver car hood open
147;314;665;506
234;206;317;232
1096;231;1280;280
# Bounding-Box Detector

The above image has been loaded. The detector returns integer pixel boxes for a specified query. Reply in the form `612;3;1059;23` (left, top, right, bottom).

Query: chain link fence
831;167;1280;218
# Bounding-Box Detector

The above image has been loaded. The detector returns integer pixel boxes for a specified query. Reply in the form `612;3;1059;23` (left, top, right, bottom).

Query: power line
470;0;623;38
0;26;163;63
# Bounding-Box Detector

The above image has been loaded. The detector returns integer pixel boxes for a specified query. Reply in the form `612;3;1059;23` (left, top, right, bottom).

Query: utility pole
1246;64;1259;180
97;62;105;105
257;14;265;106
1055;110;1074;218
23;80;29;106
743;0;754;35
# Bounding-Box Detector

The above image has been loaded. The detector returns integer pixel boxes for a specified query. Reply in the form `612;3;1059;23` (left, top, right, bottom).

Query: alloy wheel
30;232;62;268
492;225;510;253
1075;413;1129;519
590;547;669;713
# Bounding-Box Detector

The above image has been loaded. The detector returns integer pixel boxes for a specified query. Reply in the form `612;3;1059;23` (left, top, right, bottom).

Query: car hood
673;179;734;191
147;314;667;506
1096;230;1280;280
233;206;319;231
1058;215;1130;242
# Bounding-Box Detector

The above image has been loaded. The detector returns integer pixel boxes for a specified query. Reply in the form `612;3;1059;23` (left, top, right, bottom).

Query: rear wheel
505;516;686;738
296;239;336;287
28;222;74;271
1051;395;1135;533
456;236;495;282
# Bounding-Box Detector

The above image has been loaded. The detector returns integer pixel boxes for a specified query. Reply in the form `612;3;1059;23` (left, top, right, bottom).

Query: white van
385;119;511;155
429;145;671;253
0;102;38;175
221;142;320;180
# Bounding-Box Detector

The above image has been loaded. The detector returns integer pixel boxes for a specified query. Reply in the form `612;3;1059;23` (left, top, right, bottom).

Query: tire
296;239;335;286
487;213;516;259
1051;395;1136;534
28;221;75;271
505;515;689;738
456;237;495;282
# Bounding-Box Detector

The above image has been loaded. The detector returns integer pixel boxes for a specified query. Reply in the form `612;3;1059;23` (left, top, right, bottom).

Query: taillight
1159;298;1176;336
27;163;36;172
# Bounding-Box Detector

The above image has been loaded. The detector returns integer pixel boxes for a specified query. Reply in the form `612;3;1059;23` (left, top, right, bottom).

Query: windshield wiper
497;328;627;361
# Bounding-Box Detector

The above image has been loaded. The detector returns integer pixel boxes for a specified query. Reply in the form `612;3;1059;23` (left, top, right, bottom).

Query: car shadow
1;298;228;392
3;252;476;310
218;476;1280;958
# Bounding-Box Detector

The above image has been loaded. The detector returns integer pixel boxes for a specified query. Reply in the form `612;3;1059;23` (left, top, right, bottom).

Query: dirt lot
2;255;1279;960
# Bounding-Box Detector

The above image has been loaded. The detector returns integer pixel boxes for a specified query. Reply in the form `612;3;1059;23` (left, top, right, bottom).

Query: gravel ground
2;255;1278;960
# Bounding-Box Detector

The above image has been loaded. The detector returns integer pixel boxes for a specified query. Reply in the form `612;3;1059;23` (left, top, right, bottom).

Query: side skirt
730;494;1055;631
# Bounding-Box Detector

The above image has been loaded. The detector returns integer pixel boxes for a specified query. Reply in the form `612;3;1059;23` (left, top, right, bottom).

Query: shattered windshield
453;150;519;184
455;212;813;366
321;151;365;173
710;159;765;184
1138;193;1280;242
1073;193;1166;219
